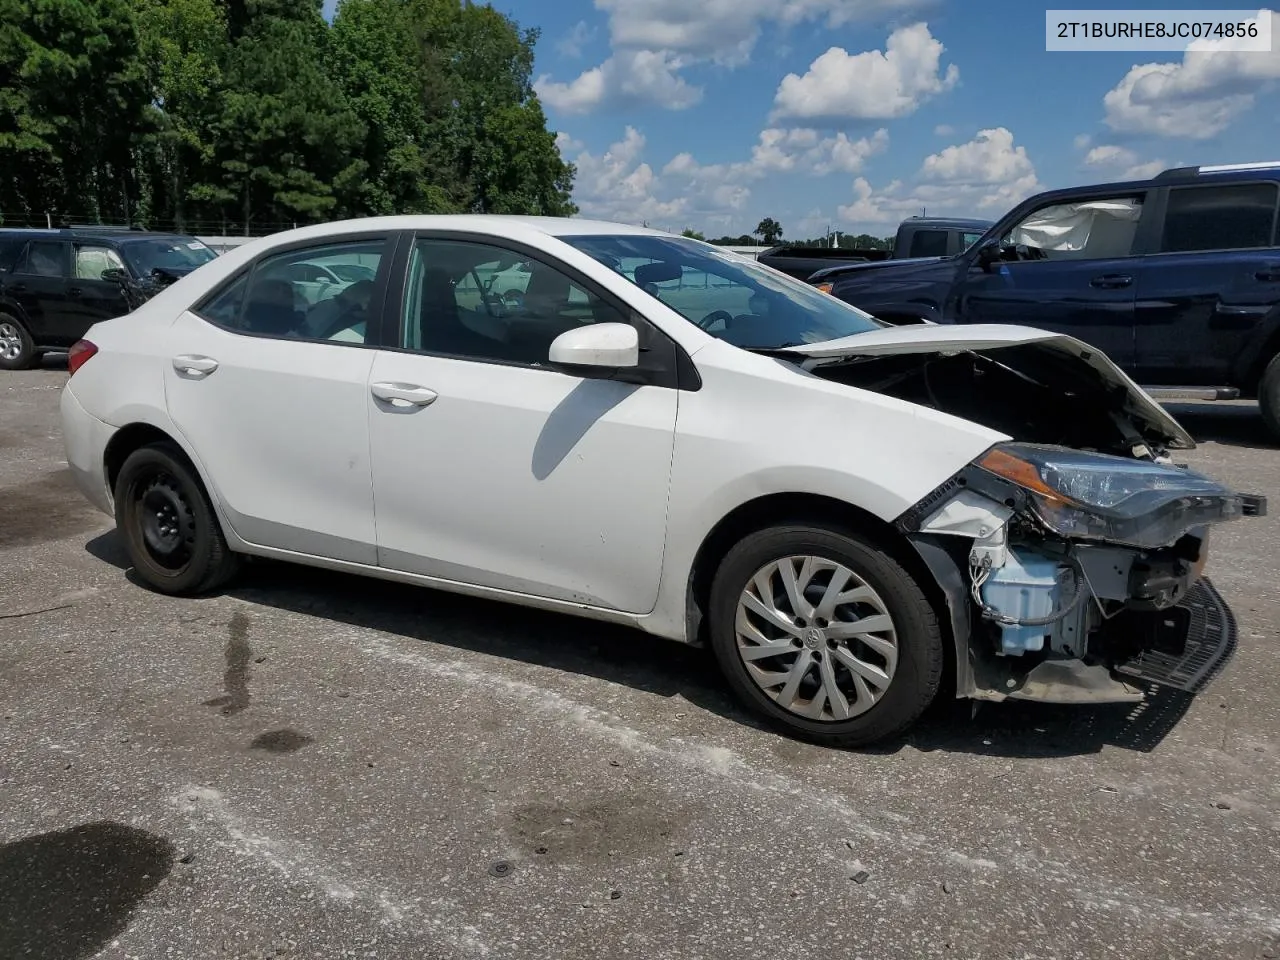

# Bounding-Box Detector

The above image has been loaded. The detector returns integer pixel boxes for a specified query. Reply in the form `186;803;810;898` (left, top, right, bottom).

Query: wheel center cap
804;627;823;649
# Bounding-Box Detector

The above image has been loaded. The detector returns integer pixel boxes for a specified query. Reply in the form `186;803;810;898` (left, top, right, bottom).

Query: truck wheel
707;524;944;748
1260;354;1280;442
0;314;36;370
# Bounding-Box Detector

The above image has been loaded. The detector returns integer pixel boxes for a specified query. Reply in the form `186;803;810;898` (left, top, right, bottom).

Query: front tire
114;442;240;595
708;524;944;748
1259;353;1280;443
0;314;36;370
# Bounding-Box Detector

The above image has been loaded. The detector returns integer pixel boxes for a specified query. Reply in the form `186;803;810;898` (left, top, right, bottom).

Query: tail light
68;339;98;376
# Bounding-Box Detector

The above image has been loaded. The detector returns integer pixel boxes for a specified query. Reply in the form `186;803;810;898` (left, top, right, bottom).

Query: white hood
788;324;1195;450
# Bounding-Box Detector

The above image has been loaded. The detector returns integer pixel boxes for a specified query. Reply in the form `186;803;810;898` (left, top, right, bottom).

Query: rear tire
1259;354;1280;442
707;524;944;748
0;314;36;370
114;442;240;595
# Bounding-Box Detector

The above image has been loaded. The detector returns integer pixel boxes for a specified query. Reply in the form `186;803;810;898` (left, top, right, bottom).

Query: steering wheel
697;309;734;331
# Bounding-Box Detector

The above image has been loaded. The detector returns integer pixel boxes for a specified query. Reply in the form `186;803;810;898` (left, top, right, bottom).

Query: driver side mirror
548;322;639;375
973;242;1002;272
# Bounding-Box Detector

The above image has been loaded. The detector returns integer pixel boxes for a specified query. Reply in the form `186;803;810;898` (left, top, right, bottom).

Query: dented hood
788;323;1196;450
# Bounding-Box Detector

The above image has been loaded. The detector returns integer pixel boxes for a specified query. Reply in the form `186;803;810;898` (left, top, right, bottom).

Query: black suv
0;226;218;369
810;163;1280;439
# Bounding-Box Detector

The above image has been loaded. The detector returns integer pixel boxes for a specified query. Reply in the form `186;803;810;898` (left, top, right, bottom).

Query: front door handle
1090;274;1133;289
1255;267;1280;282
172;354;219;377
371;381;438;407
68;286;83;297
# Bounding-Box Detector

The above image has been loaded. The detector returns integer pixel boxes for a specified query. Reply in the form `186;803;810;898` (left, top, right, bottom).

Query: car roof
899;217;992;229
256;214;671;241
0;227;200;244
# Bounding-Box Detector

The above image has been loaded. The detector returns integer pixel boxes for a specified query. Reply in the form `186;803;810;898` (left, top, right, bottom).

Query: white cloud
537;0;935;114
934;124;955;136
1083;144;1167;180
771;23;959;122
536;50;701;114
554;132;585;156
838;128;1041;225
1073;133;1093;149
569;127;689;227
557;21;596;59
663;127;889;184
1102;9;1280;138
919;127;1035;187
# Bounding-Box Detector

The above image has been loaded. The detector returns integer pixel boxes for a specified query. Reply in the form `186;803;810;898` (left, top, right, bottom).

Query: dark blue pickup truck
810;162;1280;440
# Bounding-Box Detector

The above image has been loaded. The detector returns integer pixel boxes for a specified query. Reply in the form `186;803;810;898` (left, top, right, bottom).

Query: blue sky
328;1;1280;240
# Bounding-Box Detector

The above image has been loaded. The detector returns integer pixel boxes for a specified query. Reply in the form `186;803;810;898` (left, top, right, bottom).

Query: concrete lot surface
2;365;1278;960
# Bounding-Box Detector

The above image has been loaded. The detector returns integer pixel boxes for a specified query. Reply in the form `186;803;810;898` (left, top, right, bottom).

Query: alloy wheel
734;555;899;722
0;321;23;362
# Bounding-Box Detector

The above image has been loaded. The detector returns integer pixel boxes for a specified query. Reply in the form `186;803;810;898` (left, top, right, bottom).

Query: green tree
754;217;783;245
681;228;705;240
135;0;226;229
0;0;152;223
200;0;366;230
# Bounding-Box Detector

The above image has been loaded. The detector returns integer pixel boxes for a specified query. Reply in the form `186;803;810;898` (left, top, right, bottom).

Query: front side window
19;241;68;277
1001;195;1145;262
561;234;883;351
401;238;627;365
196;239;385;343
1159;183;1278;253
75;244;127;280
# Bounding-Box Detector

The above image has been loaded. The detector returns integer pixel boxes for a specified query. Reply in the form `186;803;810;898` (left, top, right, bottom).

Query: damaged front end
895;444;1266;704
787;324;1267;704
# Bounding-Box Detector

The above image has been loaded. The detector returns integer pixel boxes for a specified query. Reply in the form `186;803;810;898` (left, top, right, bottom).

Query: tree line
0;0;576;235
684;221;894;250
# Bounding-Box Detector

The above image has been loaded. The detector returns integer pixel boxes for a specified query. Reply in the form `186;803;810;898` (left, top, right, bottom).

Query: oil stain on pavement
0;821;174;960
249;728;313;753
203;611;252;716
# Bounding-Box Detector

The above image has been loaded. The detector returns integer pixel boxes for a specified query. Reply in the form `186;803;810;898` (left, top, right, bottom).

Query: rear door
8;239;73;346
70;242;133;329
164;232;395;563
1132;180;1280;386
957;191;1151;371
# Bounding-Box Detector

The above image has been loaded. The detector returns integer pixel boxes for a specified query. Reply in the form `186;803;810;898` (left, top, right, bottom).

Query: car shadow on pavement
1163;401;1277;449
85;533;1199;758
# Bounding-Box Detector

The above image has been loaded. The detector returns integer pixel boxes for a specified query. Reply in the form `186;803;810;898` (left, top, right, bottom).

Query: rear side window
18;241;68;277
194;238;386;343
0;238;25;271
908;230;948;258
1159;183;1279;253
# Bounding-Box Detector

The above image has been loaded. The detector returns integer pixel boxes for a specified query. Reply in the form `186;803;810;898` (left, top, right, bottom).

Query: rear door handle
1090;274;1133;289
172;354;219;377
371;381;438;407
1255;267;1280;282
68;286;83;297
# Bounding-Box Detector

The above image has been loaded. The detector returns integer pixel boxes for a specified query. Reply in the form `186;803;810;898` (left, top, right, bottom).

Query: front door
367;234;679;613
163;234;394;564
69;242;133;330
1133;180;1280;385
958;193;1150;371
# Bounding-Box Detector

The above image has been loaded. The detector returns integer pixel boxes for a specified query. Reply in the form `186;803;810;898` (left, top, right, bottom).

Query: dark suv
0;226;218;369
811;163;1280;439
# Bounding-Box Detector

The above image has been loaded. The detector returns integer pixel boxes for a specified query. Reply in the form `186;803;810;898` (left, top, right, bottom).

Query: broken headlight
974;443;1246;549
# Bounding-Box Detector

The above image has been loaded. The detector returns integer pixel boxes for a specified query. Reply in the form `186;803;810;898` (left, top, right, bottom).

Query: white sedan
60;216;1263;746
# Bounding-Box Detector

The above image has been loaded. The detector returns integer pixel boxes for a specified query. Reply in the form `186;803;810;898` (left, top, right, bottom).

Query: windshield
121;238;217;277
560;234;883;350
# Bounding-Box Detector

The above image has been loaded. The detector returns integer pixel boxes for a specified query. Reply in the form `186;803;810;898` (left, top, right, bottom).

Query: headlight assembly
974;443;1247;548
